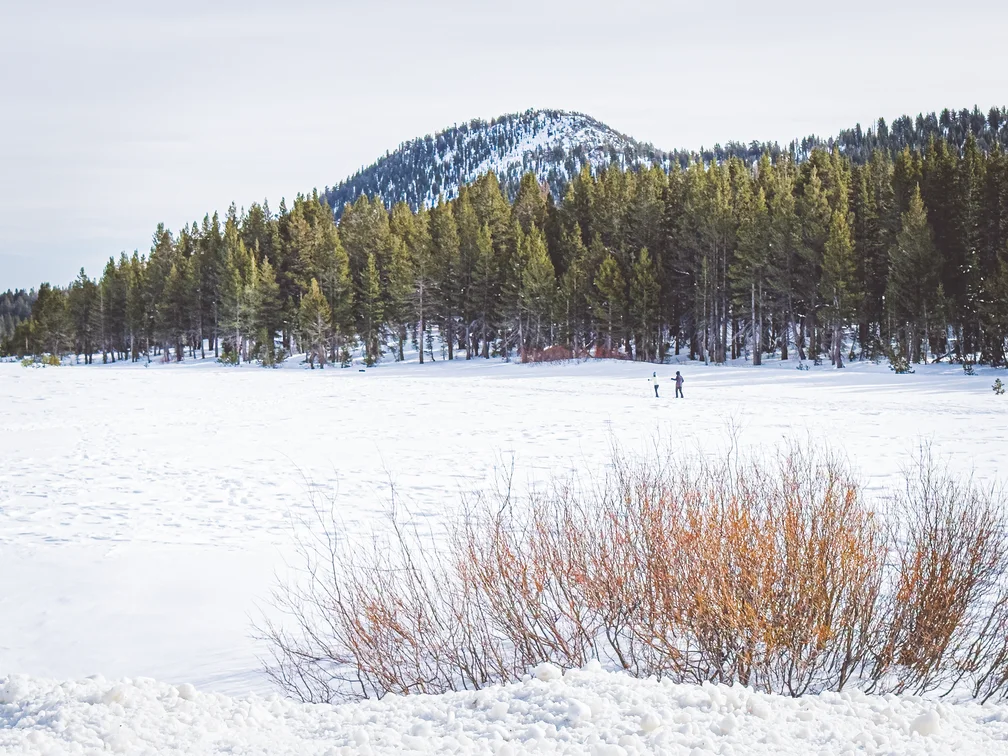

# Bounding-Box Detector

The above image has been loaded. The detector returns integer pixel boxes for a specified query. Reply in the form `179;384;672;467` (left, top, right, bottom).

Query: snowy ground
3;663;1007;755
2;354;1007;752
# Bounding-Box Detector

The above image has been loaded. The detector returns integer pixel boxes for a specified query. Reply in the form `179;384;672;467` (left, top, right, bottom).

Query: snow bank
2;665;1006;755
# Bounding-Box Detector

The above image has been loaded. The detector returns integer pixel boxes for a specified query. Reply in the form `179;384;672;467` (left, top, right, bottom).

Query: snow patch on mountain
323;109;668;215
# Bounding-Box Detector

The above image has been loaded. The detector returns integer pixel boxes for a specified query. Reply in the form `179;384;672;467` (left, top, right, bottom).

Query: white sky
2;0;1006;289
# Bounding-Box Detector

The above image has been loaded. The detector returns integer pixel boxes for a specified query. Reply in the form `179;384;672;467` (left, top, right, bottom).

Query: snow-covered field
2;355;1007;753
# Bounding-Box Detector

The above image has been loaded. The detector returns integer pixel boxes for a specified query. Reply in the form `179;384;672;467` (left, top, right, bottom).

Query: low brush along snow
2;355;1007;754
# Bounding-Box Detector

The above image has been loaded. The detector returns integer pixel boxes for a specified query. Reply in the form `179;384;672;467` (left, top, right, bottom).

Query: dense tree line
822;105;1008;163
0;289;35;348
7;120;1008;369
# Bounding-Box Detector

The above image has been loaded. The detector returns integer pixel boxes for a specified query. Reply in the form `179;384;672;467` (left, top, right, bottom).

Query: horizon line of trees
0;289;34;347
5;131;1008;370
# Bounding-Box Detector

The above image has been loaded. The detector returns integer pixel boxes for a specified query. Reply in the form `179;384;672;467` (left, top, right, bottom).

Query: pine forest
6;108;1008;371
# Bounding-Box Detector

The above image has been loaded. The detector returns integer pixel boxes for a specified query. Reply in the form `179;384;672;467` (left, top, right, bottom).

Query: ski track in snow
2;355;1008;753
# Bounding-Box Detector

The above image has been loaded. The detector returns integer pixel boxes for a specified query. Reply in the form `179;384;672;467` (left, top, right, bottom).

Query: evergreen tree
593;253;626;354
0;289;35;353
455;187;481;358
311;222;354;361
660;165;688;357
518;227;555;355
683;160;734;363
887;185;942;362
497;219;525;359
796;159;832;361
402;208;436;364
731;179;772;365
980;255;1008;366
339;195;392;283
468;171;511;260
68;268;100;364
159;259;190;362
197;212;225;358
299;278;332;368
220;221;255;364
954;134;985;357
765;159;802;360
99;257;127;362
626;167;667;268
511;172;547;234
557;224;591;354
384;234;413;362
471;223;497;358
630;247;660;361
255;257;283;364
430;197;461;359
359;252;384;366
32;283;70;358
921;140;960;352
124;252;147;361
820;210;858;368
242;202;278;267
145;224;175;357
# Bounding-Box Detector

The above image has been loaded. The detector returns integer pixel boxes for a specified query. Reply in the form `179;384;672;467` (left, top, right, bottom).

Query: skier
652;371;660;398
674;370;684;398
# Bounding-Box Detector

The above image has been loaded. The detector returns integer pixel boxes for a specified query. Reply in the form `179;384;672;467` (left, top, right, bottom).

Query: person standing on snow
652;371;660;398
674;370;684;398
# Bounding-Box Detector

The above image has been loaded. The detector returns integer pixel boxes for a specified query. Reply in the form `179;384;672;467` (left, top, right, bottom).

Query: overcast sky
3;0;1006;289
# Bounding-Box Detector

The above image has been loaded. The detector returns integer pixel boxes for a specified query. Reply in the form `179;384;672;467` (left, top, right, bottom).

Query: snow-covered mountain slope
322;109;669;215
321;106;1008;219
3;664;1005;755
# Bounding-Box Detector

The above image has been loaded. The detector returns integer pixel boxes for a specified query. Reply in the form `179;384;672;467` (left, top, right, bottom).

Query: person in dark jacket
674;370;684;398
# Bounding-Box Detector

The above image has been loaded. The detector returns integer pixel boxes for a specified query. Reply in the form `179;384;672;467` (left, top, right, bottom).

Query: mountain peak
322;108;667;216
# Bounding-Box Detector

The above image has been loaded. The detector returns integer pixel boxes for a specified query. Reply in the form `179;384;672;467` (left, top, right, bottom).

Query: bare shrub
256;497;479;702
965;592;1008;702
868;447;1008;695
625;446;887;695
260;444;1008;703
455;487;599;674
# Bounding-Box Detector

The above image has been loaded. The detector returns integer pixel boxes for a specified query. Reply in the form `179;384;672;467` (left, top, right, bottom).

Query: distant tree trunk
923;306;930;364
720;294;728;363
833;302;844;368
418;285;425;365
790;299;804;361
776;309;785;360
